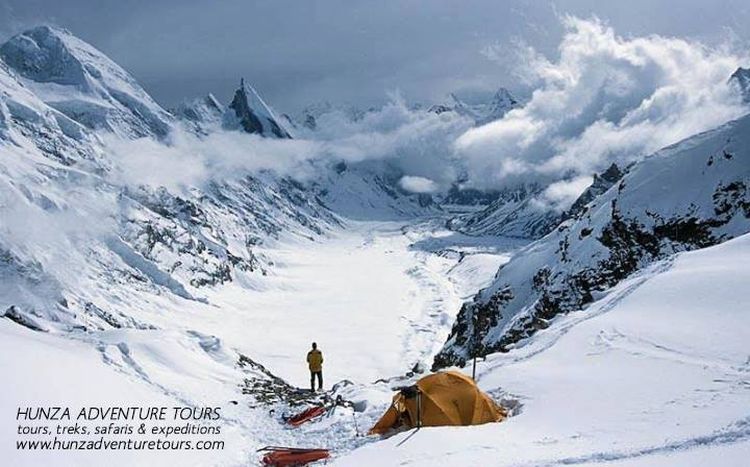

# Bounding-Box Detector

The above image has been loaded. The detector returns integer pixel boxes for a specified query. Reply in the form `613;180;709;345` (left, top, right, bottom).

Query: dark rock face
227;80;291;138
229;86;266;135
3;306;47;332
432;287;512;369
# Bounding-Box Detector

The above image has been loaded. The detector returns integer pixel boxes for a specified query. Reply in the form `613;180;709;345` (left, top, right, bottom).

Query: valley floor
2;217;518;466
3;217;749;466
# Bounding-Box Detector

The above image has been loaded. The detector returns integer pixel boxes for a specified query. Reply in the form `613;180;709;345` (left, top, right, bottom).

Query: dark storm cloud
1;0;749;113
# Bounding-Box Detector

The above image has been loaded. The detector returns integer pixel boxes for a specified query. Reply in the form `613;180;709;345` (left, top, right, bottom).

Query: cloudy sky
2;0;749;113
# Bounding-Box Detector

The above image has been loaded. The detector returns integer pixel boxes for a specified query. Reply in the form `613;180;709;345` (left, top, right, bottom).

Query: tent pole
416;390;422;428
472;306;478;380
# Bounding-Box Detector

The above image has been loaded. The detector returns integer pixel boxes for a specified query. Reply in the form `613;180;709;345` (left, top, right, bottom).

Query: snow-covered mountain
447;164;625;239
447;182;560;239
0;26;172;138
0;26;453;336
294;101;365;131
223;78;292;138
313;160;440;220
434;114;750;368
171;93;224;133
0;30;342;333
428;88;519;125
477;88;520;125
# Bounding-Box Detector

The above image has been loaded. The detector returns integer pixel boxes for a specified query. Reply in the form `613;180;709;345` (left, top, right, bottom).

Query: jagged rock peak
224;78;291;138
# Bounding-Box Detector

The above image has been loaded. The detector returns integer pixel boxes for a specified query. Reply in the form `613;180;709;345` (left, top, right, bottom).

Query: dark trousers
310;371;323;391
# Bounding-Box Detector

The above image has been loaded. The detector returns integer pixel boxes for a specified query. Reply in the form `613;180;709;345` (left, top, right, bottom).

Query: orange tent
369;371;505;435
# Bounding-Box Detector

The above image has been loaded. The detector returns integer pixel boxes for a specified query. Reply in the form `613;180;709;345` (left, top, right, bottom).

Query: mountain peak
429;88;520;125
0;25;172;137
224;78;292;138
490;87;518;108
172;93;224;130
479;87;519;124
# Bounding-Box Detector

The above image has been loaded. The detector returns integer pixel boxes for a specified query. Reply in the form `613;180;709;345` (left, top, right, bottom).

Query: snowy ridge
0;29;342;334
563;163;624;221
447;182;560;239
172;93;224;133
428;87;519;125
435;113;750;368
0;26;172;138
448;165;624;240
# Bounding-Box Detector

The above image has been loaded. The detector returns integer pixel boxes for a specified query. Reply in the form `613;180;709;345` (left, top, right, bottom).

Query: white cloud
399;175;439;194
105;97;473;193
104;16;749;216
456;16;749;194
531;175;593;212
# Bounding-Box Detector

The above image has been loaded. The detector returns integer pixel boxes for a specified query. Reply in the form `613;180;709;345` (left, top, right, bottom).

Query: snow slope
172;93;224;134
436;113;750;367
338;232;750;466
0;57;99;165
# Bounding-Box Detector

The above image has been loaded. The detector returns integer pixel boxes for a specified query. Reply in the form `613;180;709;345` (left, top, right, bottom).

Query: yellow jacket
307;349;323;372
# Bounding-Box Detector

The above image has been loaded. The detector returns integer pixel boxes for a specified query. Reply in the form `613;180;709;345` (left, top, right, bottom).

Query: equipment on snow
284;394;354;428
258;446;330;466
285;405;326;427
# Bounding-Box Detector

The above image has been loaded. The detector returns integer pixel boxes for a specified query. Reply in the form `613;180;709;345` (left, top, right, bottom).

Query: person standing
307;342;323;392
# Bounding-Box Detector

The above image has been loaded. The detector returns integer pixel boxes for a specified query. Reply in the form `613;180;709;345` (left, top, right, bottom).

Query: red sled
259;446;330;466
286;405;326;427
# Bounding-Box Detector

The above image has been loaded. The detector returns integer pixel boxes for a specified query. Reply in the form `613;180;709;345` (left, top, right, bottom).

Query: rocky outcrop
224;78;291;138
